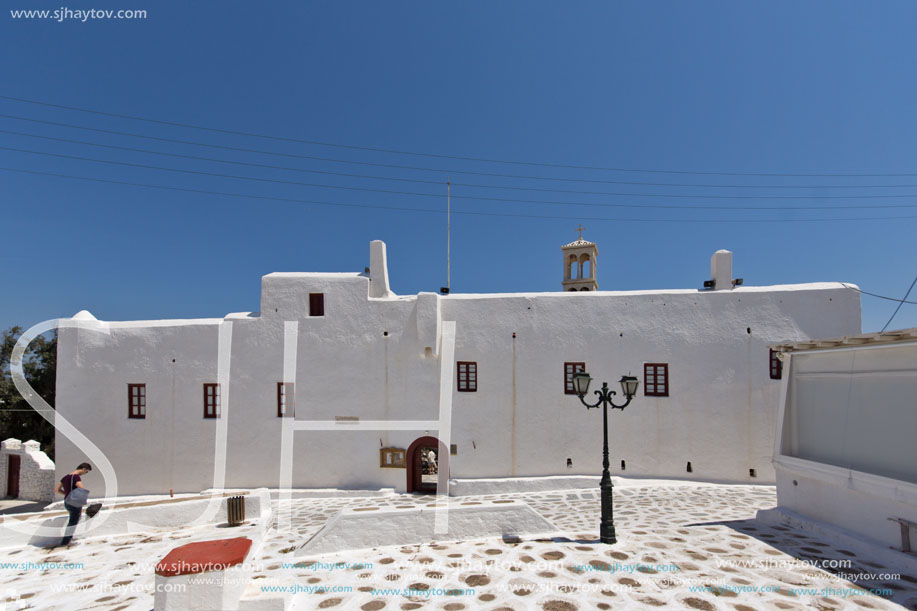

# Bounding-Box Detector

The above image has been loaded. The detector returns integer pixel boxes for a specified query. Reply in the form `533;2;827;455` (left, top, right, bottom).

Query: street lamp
572;371;639;544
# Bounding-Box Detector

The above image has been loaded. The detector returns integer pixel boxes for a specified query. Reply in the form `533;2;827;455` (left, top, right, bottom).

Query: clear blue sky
2;1;916;333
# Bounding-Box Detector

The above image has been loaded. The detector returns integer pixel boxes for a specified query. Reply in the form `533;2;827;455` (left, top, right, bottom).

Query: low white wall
450;475;601;495
298;499;558;556
266;488;393;499
757;506;917;578
0;489;272;550
154;537;263;611
772;457;917;551
780;344;917;483
155;562;251;611
773;342;917;551
0;438;55;502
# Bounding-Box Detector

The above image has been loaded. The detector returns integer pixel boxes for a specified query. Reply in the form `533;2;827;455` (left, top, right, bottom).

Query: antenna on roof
441;179;451;295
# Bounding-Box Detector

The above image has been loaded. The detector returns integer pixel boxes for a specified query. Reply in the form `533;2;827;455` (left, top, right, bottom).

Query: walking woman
54;462;91;546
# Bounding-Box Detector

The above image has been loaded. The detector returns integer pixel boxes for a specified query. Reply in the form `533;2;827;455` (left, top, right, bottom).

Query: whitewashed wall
773;342;917;549
55;243;861;496
1;439;55;502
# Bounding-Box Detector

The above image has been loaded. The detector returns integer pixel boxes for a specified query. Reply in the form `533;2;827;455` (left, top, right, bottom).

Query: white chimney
369;240;392;298
710;249;733;290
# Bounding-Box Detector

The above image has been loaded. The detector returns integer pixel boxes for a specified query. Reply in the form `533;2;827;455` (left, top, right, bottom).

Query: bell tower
562;225;598;291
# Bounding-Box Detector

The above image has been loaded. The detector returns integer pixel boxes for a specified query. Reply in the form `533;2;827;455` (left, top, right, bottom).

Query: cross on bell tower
561;226;598;291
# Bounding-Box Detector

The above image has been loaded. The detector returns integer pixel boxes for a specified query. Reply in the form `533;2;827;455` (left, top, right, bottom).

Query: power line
5;166;917;224
1;112;680;185
15;127;917;192
0;128;447;186
6;94;649;170
0;112;537;181
7;146;917;213
4;93;917;178
880;275;917;331
10;114;917;189
6;119;917;191
841;283;917;305
5;130;917;211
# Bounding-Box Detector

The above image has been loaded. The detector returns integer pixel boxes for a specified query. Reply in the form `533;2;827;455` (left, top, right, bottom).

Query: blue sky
2;1;916;333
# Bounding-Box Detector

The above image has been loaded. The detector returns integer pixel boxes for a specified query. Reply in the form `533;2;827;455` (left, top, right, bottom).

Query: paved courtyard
2;482;916;610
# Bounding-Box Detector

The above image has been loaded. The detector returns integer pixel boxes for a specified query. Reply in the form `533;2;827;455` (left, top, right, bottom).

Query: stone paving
253;484;917;610
0;515;264;610
1;482;916;610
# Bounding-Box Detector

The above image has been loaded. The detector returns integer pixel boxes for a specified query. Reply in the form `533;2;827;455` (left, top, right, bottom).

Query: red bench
156;537;252;577
154;537;253;611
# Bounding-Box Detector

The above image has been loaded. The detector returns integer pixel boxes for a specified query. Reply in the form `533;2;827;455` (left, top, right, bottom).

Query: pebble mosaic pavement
1;483;916;610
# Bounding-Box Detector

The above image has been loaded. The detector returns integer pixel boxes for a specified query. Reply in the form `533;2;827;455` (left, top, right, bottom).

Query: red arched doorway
406;436;448;494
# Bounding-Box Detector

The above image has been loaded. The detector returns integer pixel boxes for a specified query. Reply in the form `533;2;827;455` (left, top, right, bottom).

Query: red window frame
128;383;146;419
457;361;477;392
769;349;783;380
277;382;294;417
644;363;669;397
203;383;220;419
309;293;324;317
564;362;586;395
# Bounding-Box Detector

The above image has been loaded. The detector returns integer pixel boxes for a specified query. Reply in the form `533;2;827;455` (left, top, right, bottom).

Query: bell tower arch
561;225;598;291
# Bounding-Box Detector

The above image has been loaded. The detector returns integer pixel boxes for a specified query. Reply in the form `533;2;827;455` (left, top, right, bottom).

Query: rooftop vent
710;250;733;291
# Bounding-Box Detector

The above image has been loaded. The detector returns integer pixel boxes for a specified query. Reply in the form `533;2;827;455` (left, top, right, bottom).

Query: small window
457;361;477;392
309;293;324;317
277;382;294;417
203;383;220;419
769;349;783;380
644;363;669;397
128;383;146;419
564;362;586;395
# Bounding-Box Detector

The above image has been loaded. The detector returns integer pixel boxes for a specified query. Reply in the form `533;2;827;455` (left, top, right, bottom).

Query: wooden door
7;455;20;498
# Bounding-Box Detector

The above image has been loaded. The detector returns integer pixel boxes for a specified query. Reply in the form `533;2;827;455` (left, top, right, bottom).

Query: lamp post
572;371;639;544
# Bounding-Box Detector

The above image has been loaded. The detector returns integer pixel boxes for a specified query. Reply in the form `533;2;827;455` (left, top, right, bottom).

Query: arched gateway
405;436;449;494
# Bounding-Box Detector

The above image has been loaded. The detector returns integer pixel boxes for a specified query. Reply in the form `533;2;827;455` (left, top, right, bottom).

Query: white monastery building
55;238;862;497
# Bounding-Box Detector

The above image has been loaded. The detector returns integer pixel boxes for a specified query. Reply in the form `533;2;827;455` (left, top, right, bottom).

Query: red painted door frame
405;436;449;494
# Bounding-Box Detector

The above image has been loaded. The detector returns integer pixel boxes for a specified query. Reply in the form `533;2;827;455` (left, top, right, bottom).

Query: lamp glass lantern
619;375;639;399
573;371;592;396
